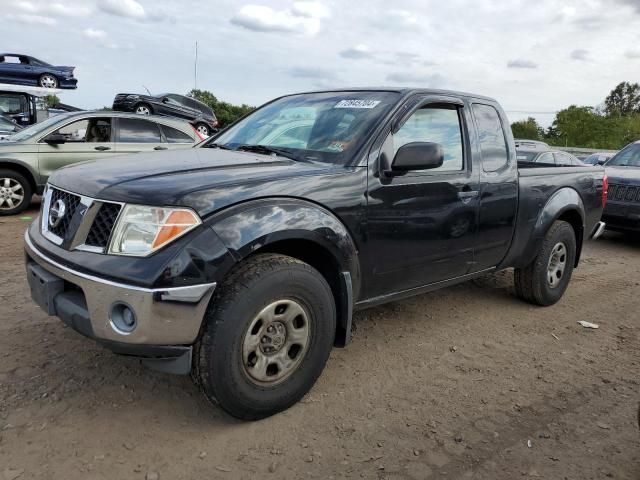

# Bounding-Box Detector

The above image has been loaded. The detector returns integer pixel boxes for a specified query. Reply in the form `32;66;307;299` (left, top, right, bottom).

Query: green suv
0;111;202;215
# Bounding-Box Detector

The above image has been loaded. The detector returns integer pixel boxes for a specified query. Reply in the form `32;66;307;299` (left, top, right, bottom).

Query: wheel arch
208;198;361;347
0;160;38;194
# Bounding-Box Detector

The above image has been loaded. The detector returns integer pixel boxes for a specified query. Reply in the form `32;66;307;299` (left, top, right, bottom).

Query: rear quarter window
473;104;509;172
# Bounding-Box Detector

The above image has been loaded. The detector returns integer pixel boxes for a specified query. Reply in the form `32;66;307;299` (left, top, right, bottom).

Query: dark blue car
0;54;77;89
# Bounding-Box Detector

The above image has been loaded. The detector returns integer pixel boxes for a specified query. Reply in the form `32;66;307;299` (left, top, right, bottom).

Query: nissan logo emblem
49;199;66;228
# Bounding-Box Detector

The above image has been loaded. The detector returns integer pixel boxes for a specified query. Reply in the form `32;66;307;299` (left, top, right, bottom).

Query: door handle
154;146;168;150
457;190;479;199
94;146;110;151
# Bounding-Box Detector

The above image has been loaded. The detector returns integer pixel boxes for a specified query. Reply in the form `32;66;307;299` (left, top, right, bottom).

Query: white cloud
386;72;449;88
570;48;590;61
83;28;107;39
625;49;640;59
98;0;145;19
83;27;119;49
507;59;539;69
15;0;90;17
231;2;330;35
339;44;373;59
6;13;56;26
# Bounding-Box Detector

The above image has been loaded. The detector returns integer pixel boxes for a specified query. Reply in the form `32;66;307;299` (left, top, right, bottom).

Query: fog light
110;303;137;334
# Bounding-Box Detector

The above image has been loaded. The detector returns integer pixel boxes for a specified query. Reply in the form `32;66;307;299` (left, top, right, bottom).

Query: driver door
38;117;116;182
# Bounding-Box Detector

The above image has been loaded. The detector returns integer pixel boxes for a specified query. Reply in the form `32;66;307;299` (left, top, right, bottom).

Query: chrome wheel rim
547;242;567;288
136;105;150;115
0;177;25;211
40;75;57;88
196;124;209;136
242;299;311;385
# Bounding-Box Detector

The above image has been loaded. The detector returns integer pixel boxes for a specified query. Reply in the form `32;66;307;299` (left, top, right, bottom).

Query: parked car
516;149;586;166
24;88;607;420
0;90;37;126
0;111;202;215
0;54;77;89
602;141;640;233
583;152;616;165
113;92;218;136
514;139;550;151
0;114;22;140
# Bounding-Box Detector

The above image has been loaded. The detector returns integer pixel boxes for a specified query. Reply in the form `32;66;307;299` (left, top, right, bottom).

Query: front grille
48;188;81;239
85;203;121;248
608;183;640;203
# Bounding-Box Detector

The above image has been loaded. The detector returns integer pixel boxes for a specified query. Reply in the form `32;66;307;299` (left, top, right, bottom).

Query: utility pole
194;41;198;92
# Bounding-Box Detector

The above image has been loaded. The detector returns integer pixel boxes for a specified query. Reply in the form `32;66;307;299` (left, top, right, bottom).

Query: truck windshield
606;143;640;167
208;91;400;163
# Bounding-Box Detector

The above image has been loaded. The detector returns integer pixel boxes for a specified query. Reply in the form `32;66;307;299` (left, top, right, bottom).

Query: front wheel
39;74;58;89
194;123;210;137
134;103;152;115
514;220;577;306
0;170;32;216
194;253;336;420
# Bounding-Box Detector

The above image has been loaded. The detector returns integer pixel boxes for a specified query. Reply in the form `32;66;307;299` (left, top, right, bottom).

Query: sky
1;0;639;127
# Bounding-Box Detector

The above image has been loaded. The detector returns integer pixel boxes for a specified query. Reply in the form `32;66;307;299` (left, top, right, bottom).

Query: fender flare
205;198;361;346
516;187;585;268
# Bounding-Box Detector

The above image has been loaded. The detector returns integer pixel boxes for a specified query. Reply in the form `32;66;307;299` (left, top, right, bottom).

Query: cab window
391;105;464;172
117;118;162;143
54;118;112;142
473;104;509;172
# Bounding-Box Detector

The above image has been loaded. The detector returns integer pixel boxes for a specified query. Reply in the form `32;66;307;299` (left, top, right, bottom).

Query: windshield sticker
334;99;381;109
326;141;345;152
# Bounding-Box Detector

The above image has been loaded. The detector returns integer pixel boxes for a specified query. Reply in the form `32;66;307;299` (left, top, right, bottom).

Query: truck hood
605;165;640;184
48;148;344;216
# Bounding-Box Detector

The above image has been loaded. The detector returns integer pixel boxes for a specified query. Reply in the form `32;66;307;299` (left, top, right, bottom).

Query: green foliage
511;117;543;140
511;82;640;149
42;94;60;108
188;89;254;127
604;81;640;116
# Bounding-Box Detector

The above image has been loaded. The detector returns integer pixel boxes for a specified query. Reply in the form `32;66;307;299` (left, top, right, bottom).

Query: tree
604;81;640;116
188;89;254;127
511;117;542;140
42;94;60;108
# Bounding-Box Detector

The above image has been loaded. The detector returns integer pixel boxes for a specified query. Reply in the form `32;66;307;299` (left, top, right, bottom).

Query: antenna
194;40;198;91
142;85;151;96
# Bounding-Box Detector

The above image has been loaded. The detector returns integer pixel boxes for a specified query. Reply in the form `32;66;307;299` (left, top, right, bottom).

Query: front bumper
24;231;216;350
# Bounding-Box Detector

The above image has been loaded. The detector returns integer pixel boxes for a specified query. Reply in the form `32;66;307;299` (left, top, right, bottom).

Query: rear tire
0;169;32;216
514;220;576;306
194;253;336;420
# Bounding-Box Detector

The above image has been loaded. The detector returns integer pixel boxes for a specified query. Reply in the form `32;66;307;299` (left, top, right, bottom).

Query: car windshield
9;114;73;142
208;91;400;164
607;143;640;167
516;151;538;161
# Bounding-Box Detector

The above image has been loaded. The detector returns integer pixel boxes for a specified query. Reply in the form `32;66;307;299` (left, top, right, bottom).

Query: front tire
0;170;32;216
194;254;336;420
39;74;58;89
194;123;210;136
514;220;576;306
134;103;152;115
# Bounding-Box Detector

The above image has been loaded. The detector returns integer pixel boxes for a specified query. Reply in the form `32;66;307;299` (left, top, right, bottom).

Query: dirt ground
1;202;639;480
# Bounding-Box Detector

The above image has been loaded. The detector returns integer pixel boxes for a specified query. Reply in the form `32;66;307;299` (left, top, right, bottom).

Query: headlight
108;205;201;256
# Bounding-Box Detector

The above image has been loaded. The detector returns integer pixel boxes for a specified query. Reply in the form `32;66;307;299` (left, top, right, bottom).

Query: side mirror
162;97;169;103
391;142;444;173
44;133;66;145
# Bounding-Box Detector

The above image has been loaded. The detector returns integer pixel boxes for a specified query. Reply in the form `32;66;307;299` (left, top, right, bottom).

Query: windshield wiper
204;142;232;150
235;144;301;161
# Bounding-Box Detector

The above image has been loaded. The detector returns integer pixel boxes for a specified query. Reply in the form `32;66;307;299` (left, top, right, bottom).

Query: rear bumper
58;78;78;89
24;231;215;351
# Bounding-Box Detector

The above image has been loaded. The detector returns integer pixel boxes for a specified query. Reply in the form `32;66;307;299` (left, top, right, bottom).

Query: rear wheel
39;74;58;89
194;253;336;420
514;220;576;306
135;103;152;115
0;170;32;216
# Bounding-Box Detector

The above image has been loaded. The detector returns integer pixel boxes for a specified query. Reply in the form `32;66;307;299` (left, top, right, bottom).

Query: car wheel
0;170;33;216
514;220;576;306
195;123;210;136
193;253;336;420
39;74;58;89
135;103;152;115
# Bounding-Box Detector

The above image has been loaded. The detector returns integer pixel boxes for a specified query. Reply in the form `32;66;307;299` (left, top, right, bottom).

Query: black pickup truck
24;88;607;419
